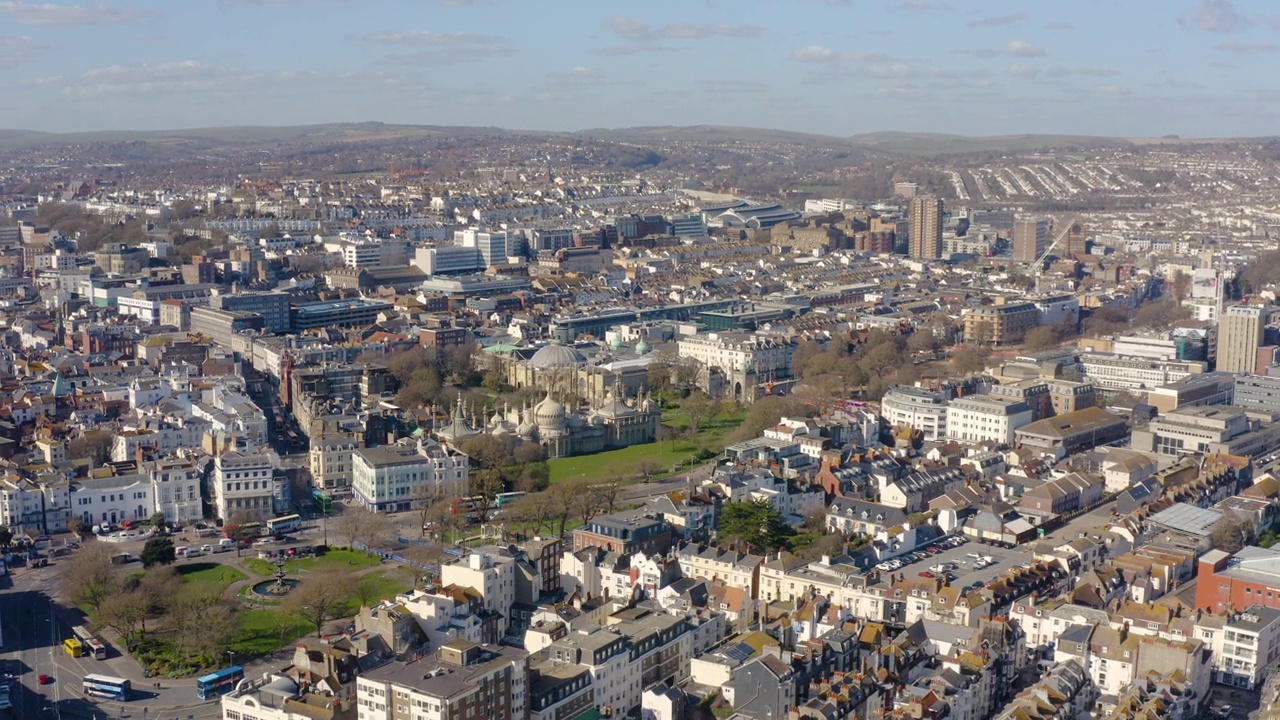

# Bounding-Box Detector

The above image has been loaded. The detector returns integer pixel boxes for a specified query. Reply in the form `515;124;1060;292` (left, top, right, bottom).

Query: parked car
918;571;935;579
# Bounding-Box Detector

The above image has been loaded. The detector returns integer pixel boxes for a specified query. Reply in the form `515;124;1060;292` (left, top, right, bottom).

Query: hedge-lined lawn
548;405;744;484
242;548;382;576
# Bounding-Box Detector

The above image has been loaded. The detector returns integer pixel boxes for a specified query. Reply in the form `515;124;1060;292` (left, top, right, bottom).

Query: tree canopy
717;500;795;553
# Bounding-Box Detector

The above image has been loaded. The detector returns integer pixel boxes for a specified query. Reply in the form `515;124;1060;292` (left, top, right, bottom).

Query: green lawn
177;563;247;594
548;406;744;484
242;548;382;576
232;609;312;656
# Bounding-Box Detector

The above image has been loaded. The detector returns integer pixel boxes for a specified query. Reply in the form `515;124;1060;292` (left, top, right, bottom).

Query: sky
2;0;1279;137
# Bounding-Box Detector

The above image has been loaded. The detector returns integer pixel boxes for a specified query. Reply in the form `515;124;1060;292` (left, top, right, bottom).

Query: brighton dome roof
528;342;587;370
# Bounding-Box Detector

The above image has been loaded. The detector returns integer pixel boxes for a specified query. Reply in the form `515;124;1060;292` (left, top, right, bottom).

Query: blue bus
83;674;131;701
196;665;244;700
312;490;334;515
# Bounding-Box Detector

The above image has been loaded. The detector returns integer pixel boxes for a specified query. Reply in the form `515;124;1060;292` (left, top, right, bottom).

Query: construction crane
1034;214;1079;269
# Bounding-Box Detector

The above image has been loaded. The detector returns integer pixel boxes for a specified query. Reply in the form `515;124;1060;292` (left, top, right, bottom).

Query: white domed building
440;381;661;459
485;339;655;405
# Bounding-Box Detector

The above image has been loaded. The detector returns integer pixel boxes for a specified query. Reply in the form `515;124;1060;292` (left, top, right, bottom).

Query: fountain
250;559;299;597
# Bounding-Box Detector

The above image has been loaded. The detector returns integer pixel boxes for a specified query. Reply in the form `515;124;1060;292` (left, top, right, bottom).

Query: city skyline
2;0;1279;137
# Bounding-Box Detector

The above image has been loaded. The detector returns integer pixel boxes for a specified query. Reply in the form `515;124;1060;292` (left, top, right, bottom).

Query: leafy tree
514;461;550;493
285;569;353;637
149;512;168;531
140;537;176;568
717;500;795;553
646;354;674;396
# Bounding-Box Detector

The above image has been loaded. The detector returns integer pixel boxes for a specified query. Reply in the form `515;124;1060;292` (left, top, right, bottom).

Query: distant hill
0;122;520;150
574;124;855;147
0;122;1251;156
844;131;1133;156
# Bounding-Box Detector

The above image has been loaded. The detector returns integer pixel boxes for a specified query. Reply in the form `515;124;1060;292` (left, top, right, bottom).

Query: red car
918;571;935;579
925;547;941;555
38;674;52;685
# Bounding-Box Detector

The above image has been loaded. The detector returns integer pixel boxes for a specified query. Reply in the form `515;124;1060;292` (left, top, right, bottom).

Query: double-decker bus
83;674;131;701
196;665;244;700
312;490;334;515
266;514;301;535
225;522;264;540
63;637;83;657
495;492;526;508
73;626;107;660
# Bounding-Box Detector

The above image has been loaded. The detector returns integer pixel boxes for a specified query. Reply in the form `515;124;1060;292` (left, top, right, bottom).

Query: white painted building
946;395;1032;445
351;439;469;513
440;550;518;633
213;449;285;521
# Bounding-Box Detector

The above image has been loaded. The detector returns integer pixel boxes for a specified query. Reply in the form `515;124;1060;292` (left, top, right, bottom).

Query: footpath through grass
177;562;247;593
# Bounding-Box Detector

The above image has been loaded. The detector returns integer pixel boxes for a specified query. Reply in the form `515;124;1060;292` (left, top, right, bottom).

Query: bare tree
356;510;394;554
681;392;712;435
595;473;625;515
505;492;555;535
637;457;662;482
62;542;118;613
138;566;182;621
169;592;236;661
1211;513;1255;553
331;507;368;549
285;569;354;637
544;484;577;537
352;573;385;609
95;591;148;651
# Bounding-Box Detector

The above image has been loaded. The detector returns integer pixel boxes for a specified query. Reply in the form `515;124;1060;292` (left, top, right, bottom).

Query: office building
213;449;286;521
963;302;1040;346
210;290;292;334
1063;221;1089;256
1012;216;1047;263
908;195;943;259
1234;373;1280;414
456;228;513;267
1218;305;1267;374
290;299;391;331
351;439;469;513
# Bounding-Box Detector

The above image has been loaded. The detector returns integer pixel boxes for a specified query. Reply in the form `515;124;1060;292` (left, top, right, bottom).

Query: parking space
878;536;1029;589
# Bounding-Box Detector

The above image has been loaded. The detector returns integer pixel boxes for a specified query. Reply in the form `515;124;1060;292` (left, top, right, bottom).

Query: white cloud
892;0;953;12
1004;40;1045;57
1046;65;1119;77
968;13;1027;28
961;40;1045;58
0;35;39;66
1217;39;1278;54
359;30;513;64
0;1;146;26
789;45;892;63
602;15;762;43
1008;63;1039;78
1179;0;1238;33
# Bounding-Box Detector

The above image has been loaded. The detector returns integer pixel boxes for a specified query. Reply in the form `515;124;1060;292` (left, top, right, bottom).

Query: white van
216;538;235;552
175;546;189;557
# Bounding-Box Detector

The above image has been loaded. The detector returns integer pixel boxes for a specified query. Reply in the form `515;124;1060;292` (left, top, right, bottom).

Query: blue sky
2;0;1277;137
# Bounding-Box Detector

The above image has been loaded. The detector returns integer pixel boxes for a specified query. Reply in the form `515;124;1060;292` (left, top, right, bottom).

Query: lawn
232;609;312;656
242;548;383;576
548;405;744;484
177;562;247;594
